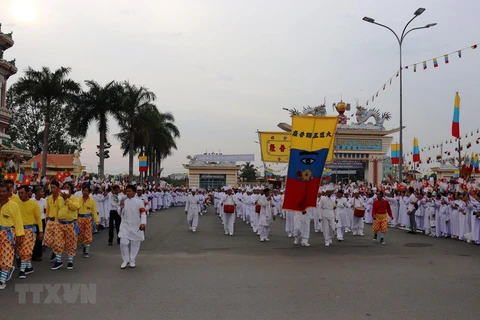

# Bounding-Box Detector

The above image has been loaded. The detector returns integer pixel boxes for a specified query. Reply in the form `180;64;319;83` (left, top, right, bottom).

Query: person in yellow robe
0;183;24;290
15;185;42;279
52;182;79;271
45;181;63;262
78;184;99;258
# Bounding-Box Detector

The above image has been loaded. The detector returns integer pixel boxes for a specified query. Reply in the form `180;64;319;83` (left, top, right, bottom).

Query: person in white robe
257;188;275;242
285;210;295;238
221;187;236;235
250;188;261;234
93;187;108;229
319;188;336;247
349;190;365;236
185;188;200;232
118;185;147;269
335;190;348;241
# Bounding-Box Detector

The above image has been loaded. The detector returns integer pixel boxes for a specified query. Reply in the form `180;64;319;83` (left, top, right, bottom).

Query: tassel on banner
473;45;478;49
414;64;417;72
458;50;462;58
444;54;449;64
433;58;438;67
405;66;409;69
423;61;427;70
396;71;399;77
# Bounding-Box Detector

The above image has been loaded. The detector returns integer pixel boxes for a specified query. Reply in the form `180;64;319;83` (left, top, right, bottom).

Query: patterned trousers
43;220;56;248
53;223;78;257
0;228;15;270
373;216;389;234
77;216;93;245
18;228;36;262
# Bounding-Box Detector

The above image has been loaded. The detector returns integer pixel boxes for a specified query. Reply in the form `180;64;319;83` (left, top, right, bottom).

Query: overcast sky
3;0;480;176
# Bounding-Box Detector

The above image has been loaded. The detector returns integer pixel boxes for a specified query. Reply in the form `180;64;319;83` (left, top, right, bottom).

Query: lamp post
363;8;436;182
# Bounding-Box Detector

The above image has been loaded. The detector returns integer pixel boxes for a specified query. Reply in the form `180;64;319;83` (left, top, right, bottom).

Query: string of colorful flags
361;42;479;108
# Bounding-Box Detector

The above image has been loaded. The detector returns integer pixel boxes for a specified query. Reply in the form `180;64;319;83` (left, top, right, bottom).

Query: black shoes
67;262;74;270
51;261;63;270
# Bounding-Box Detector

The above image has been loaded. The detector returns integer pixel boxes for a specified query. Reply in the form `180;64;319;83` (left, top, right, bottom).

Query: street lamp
363;8;436;182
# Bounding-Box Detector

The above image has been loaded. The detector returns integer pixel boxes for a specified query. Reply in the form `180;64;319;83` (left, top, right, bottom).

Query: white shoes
229;233;233;236
325;242;330;247
192;229;196;233
287;233;292;238
260;239;265;242
359;233;365;236
315;230;319;233
225;231;229;235
121;261;129;269
265;238;270;242
294;239;299;245
302;243;311;247
130;261;136;268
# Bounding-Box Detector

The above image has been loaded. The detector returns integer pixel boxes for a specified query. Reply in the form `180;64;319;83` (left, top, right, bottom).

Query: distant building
21;154;85;177
168;173;187;180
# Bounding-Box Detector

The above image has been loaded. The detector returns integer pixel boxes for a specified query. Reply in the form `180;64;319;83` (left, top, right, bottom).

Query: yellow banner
258;131;291;163
290;115;338;162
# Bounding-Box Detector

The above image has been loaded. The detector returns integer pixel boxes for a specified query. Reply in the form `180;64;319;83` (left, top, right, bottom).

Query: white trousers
285;211;295;235
352;216;364;234
250;212;259;233
224;212;235;234
120;238;141;263
188;212;199;230
322;216;336;243
336;227;345;239
294;214;310;244
258;225;271;240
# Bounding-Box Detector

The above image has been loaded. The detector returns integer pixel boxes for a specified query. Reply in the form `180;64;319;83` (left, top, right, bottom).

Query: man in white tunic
349;190;365;236
118;185;147;269
319;187;337;247
257;188;275;242
221;187;236;235
185;188;200;232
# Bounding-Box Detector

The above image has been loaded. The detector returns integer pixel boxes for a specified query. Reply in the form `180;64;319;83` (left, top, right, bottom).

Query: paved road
2;206;479;320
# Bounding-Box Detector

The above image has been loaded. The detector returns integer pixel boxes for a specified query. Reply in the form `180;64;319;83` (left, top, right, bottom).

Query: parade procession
1;2;480;319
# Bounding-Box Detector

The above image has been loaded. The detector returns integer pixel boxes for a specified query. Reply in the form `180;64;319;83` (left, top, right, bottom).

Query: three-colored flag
412;138;421;163
452;92;461;138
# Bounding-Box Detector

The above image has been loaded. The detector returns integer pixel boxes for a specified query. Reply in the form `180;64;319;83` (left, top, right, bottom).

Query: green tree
72;80;122;178
240;162;257;182
9;66;80;176
7;84;83;156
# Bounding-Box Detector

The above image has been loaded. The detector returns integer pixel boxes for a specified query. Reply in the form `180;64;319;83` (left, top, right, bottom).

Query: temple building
0;23;31;173
21;153;85;177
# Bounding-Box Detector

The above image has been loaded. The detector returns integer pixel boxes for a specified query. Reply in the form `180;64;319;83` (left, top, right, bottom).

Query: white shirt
33;197;47;220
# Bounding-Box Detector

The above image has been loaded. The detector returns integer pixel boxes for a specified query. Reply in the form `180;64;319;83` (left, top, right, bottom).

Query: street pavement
2;205;479;320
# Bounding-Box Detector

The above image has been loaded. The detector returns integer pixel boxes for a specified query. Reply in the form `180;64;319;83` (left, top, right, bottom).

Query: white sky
3;0;480;176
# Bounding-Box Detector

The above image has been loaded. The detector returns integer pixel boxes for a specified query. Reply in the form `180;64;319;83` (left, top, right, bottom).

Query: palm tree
12;66;80;176
73;80;122;178
115;108;180;181
240;162;256;182
116;81;157;181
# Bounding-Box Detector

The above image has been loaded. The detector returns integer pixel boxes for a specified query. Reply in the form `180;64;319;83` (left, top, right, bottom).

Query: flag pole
458;138;462;173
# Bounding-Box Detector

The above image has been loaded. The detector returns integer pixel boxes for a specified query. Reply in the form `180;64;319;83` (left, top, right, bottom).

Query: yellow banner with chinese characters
258;131;291;163
290;116;338;162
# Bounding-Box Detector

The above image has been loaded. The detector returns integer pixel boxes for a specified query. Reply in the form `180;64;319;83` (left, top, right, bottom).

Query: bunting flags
452;92;461;138
391;143;400;165
282;115;338;212
31;162;41;171
436;154;442;161
321;169;332;181
413;138;420;163
359;42;479;108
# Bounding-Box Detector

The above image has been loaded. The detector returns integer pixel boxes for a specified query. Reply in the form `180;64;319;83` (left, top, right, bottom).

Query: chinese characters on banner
258;131;291;163
282;115;338;212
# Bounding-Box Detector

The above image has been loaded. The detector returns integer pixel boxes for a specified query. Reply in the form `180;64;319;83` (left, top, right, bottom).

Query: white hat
353;189;359;193
137;186;143;191
191;187;196;192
